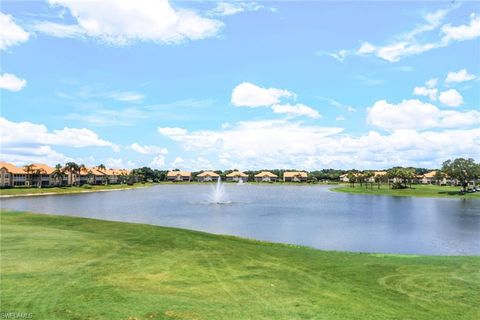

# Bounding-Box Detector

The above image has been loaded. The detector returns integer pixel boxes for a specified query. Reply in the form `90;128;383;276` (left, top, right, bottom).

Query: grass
1;210;479;320
332;183;480;199
0;183;154;197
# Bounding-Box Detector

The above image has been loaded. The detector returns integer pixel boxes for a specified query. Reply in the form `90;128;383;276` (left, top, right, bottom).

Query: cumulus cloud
36;0;223;45
150;154;166;168
438;89;463;107
0;117;118;150
0;72;27;91
0;12;29;50
412;78;438;101
366;99;477;130
130;143;168;155
230;82;320;119
445;69;476;84
231;82;293;107
271;103;321;119
158;118;480;170
441;13;480;42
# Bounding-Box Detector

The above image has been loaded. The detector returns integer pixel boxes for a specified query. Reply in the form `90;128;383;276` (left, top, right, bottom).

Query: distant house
226;171;248;182
368;171;387;183
254;171;278;182
419;171;450;185
283;171;308;182
196;171;220;182
167;171;192;182
339;174;349;183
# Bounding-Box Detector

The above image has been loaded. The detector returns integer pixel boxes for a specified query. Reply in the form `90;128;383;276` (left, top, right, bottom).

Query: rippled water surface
2;184;479;255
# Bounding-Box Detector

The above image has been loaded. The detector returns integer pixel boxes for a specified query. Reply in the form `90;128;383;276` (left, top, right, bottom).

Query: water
208;177;230;204
1;184;479;255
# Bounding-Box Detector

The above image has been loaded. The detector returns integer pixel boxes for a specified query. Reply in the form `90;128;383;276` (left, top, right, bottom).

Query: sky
0;0;479;171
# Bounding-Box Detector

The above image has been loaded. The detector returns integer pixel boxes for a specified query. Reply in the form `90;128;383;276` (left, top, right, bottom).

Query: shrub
82;184;92;189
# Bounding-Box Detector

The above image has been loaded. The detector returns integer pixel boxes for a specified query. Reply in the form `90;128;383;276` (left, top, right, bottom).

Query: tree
363;171;375;189
23;164;34;187
442;158;479;192
63;162;80;186
433;171;446;185
346;172;357;188
51;164;65;186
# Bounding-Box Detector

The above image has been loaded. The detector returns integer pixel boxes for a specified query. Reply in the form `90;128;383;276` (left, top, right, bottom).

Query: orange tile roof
226;171;248;177
167;171;191;177
0;162;25;174
283;171;308;178
254;171;278;178
197;171;220;177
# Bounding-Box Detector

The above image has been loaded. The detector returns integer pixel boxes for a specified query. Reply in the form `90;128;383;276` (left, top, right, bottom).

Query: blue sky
1;0;479;170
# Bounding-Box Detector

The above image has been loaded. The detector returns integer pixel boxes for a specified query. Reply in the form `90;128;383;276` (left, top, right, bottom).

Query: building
254;171;278;182
166;171;192;182
283;171;308;182
196;171;220;182
0;162;132;188
225;171;248;182
29;163;55;187
0;162;26;187
368;171;387;183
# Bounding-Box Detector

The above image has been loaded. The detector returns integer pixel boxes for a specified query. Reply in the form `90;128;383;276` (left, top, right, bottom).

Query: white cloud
170;156;185;168
158;127;188;136
358;42;376;54
366;99;478;130
0;12;29;50
0;145;71;167
130;143;168;155
0;72;27;91
0;117;118;150
105;157;129;169
209;2;266;16
336;115;346;121
33;21;84;38
271;103;321;119
231;82;293;107
158;118;480;170
438;89;463;107
441;13;480;42
445;69;476;84
38;0;223;45
412;78;438;101
349;9;480;62
150;154;166;168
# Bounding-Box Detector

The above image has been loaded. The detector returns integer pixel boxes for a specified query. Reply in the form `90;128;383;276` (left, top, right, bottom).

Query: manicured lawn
1;211;479;319
0;183;154;196
332;183;480;199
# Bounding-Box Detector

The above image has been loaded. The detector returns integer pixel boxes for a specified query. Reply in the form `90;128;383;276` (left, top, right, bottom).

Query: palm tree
23;164;34;187
63;162;80;186
97;164;108;185
51;164;65;187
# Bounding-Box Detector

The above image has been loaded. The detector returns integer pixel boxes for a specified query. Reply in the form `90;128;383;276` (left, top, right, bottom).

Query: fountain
208;177;230;204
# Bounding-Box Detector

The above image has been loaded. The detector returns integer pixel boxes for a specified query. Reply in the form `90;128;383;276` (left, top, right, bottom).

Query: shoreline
0;184;154;198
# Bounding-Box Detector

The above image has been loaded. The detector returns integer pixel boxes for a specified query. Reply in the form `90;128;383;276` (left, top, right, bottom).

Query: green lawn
332;183;480;199
1;211;479;319
0;183;154;197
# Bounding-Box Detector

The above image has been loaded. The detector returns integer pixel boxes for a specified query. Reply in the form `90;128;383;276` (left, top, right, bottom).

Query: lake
1;184;479;255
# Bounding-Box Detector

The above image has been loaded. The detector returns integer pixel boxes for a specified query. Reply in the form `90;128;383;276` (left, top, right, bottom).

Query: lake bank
332;183;480;199
0;183;154;198
1;210;479;320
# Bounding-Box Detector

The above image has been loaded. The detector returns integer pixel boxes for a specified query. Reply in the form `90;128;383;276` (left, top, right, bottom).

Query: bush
82;184;92;189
